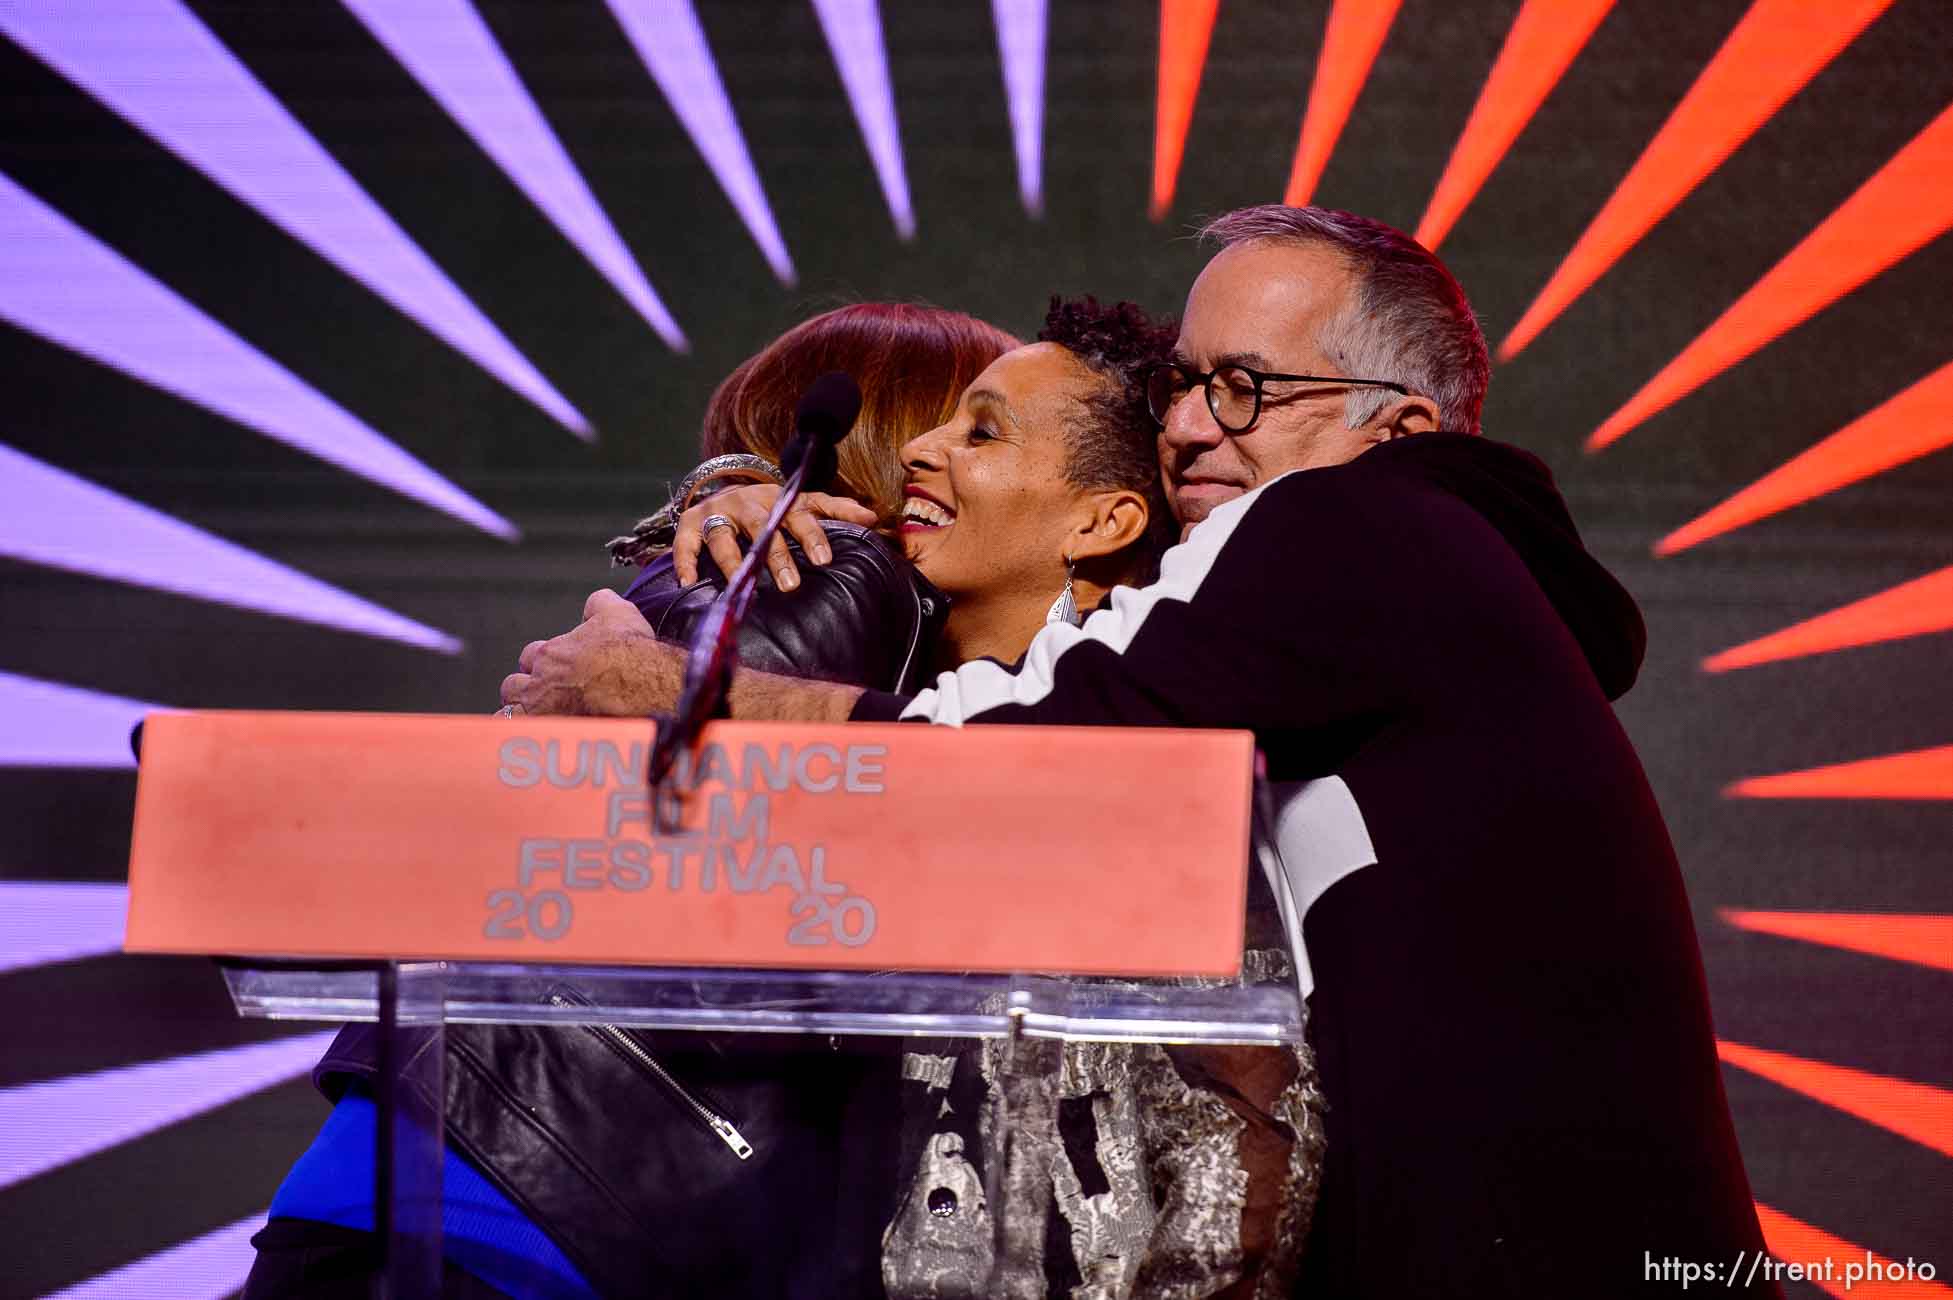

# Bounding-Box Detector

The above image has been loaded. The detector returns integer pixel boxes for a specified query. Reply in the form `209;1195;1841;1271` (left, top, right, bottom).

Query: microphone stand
644;437;822;821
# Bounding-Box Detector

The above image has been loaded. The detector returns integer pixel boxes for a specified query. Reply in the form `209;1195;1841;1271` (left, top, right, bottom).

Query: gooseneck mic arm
645;372;861;795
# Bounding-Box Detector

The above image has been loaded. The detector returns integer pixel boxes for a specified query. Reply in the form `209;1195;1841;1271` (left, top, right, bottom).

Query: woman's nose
901;427;947;470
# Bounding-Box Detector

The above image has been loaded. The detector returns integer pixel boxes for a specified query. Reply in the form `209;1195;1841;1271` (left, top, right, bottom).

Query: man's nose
1160;387;1225;455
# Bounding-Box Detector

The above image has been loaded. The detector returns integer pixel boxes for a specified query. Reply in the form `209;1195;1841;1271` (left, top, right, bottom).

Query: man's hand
500;589;682;716
501;587;871;724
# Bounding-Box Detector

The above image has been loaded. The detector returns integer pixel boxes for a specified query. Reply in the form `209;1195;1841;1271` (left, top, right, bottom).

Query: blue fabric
271;1092;599;1300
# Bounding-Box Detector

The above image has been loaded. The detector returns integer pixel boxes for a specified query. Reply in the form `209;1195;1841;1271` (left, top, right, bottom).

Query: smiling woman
896;299;1178;668
610;301;1027;700
684;296;1179;674
610;302;1020;574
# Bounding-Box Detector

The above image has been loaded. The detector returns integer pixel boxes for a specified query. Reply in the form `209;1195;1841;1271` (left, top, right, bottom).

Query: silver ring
700;514;737;536
496;704;519;718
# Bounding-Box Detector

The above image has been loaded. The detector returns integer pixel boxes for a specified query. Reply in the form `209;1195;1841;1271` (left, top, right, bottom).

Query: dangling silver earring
1046;554;1080;627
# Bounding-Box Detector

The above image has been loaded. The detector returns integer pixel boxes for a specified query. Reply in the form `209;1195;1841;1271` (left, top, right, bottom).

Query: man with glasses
505;205;1777;1296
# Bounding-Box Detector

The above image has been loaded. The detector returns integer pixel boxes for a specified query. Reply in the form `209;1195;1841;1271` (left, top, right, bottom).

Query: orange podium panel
125;712;1254;977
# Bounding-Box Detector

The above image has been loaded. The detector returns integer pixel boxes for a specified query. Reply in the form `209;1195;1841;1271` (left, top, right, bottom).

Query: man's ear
1367;394;1442;442
1069;489;1151;562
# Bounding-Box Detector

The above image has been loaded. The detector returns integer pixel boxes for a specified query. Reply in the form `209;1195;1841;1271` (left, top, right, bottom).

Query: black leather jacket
625;520;944;693
314;524;947;1298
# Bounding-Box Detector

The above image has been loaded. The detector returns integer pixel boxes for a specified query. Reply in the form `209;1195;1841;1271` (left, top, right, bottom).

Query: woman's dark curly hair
1037;295;1179;576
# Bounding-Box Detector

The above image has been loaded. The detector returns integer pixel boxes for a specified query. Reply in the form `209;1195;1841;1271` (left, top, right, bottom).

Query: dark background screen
1;1;1948;1293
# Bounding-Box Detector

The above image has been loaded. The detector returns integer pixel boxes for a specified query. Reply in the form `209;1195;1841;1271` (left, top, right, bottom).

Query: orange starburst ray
1727;745;1953;800
1412;0;1614;252
1721;909;1953;975
1720;1040;1953;1158
1754;1202;1953;1298
1588;101;1953;451
1281;0;1400;207
1704;565;1953;672
1500;0;1894;361
1662;360;1953;557
1150;0;1222;220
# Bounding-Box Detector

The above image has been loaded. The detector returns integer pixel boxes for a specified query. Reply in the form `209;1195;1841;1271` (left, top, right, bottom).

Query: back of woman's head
1037;296;1179;581
701;303;1019;518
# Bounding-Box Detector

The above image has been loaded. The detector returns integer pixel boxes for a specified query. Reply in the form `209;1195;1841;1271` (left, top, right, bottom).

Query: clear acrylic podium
127;712;1309;1296
221;940;1305;1296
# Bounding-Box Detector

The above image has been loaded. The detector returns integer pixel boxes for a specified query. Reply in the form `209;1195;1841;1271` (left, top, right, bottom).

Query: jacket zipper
547;993;754;1160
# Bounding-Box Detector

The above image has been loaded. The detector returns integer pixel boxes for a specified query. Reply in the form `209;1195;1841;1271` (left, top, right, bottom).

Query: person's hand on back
671;485;878;589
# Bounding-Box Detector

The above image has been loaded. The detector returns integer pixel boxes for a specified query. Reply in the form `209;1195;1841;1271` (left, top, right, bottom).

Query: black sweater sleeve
851;462;1476;762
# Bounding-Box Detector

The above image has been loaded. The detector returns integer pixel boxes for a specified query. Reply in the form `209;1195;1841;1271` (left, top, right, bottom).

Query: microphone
779;371;860;493
645;373;859;797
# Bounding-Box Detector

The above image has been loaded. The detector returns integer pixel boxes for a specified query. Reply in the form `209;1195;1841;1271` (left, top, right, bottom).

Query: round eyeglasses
1143;361;1409;433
